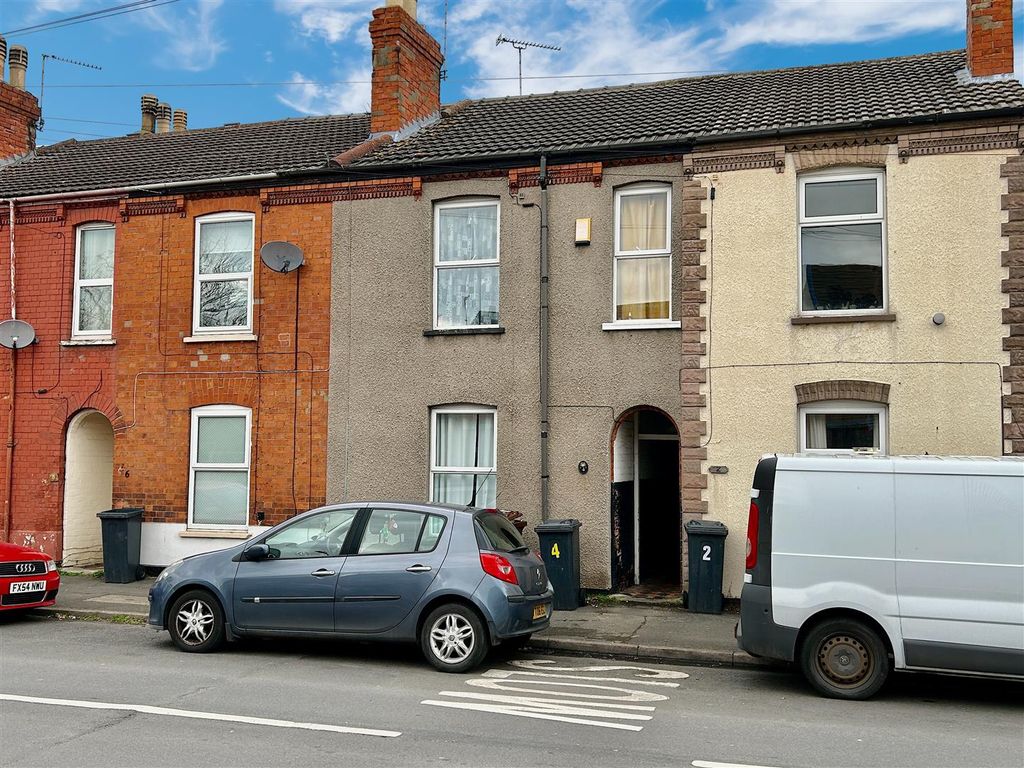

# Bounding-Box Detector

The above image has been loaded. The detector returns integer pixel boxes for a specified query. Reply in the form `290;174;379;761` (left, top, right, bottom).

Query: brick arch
795;379;890;405
792;149;889;173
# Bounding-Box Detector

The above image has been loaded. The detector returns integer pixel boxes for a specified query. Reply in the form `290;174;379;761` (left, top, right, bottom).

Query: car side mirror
244;543;271;561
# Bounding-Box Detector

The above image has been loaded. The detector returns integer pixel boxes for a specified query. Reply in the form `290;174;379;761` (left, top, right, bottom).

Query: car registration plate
10;580;45;594
532;603;549;620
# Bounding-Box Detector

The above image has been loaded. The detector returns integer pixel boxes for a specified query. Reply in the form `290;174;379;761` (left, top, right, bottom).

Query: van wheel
799;618;890;700
421;603;489;673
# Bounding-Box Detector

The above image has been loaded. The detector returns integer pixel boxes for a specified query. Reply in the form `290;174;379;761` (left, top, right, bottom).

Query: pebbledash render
1;0;1022;596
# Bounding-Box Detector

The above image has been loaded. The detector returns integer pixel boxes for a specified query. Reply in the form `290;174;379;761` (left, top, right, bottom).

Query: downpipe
539;156;550;522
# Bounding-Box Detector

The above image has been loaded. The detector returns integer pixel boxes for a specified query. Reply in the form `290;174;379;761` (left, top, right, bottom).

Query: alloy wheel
175;599;215;646
429;612;475;664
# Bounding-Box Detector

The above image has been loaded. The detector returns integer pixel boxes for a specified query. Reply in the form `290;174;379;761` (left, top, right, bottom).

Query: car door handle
310;568;336;577
406;564;431;573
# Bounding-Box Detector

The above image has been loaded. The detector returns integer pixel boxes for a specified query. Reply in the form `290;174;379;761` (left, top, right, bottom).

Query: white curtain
435;412;494;468
79;228;114;279
616;256;669;320
805;414;828;450
619;192;667;252
438;205;497;262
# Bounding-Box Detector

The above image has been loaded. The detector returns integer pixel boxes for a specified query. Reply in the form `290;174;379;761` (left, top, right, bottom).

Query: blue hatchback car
148;503;553;672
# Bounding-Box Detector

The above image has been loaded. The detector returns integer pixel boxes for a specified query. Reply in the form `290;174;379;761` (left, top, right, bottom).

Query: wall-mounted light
575;218;591;246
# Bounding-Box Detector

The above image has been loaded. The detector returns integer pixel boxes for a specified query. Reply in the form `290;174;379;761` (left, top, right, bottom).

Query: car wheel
168;589;225;653
421;603;489;673
799;617;890;700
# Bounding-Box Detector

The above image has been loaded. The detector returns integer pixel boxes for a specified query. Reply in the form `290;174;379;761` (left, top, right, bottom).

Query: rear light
746;500;759;570
480;551;518;585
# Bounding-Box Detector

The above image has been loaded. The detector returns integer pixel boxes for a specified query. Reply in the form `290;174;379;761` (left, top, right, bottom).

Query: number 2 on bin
551;543;561;559
702;544;711;562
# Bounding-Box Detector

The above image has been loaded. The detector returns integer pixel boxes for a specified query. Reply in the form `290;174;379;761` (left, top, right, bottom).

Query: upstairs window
430;406;496;508
799;170;886;314
194;213;255;334
73;224;115;338
614;185;671;322
434;199;499;329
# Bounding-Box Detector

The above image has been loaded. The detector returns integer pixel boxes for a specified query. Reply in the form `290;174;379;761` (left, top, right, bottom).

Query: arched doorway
62;410;114;567
611;407;681;594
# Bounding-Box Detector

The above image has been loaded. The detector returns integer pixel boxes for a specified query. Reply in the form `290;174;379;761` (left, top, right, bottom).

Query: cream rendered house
324;0;1023;596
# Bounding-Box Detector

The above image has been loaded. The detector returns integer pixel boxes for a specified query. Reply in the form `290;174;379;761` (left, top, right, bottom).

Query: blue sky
0;0;1019;146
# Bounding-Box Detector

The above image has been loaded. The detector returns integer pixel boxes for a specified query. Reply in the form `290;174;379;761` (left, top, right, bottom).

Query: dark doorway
610;408;681;592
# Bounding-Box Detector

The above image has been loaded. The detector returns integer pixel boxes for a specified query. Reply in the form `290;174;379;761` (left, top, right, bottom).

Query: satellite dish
0;319;36;349
260;241;304;273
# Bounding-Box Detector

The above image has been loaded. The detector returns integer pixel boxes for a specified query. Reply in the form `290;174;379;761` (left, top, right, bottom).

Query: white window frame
188;404;252;530
72;223;115;339
193;212;256;335
432;198;500;330
797;168;887;317
609;183;674;327
799;400;888;454
429;405;498;507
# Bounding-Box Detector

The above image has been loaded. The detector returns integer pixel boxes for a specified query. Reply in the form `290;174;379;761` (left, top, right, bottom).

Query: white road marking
510;660;689;680
467;676;670;702
421;699;645;732
486;668;682;688
435;690;657;715
692;762;782;768
0;693;400;738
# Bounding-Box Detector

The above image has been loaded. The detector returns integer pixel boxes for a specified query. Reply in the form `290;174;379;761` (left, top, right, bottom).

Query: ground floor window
188;405;251;528
799;400;886;453
430;406;496;508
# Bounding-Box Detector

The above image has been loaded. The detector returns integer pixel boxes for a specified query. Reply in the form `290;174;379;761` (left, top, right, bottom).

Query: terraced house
1;0;1021;597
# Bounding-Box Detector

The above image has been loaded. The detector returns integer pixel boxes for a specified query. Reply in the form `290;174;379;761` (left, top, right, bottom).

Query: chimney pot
384;0;417;19
0;37;7;84
140;94;158;134
155;102;172;134
8;45;28;90
967;0;1014;78
173;109;187;132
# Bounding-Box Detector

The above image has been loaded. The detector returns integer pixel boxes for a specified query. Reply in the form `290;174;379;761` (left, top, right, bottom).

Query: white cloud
276;68;371;115
139;0;227;72
717;0;963;53
273;0;374;44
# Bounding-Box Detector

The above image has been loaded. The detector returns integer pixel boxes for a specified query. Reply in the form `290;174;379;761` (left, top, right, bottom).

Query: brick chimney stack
0;37;41;160
369;0;443;136
967;0;1014;78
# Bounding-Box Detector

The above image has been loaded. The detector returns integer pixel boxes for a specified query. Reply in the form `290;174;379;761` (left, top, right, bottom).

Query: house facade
326;0;1023;595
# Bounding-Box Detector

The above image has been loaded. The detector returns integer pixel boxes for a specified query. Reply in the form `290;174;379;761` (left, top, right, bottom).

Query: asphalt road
1;615;1021;768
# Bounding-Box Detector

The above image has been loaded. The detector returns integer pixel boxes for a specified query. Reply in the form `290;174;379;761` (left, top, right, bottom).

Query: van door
894;461;1024;676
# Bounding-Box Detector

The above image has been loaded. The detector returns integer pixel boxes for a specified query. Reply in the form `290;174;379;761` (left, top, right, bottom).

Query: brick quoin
967;0;1014;78
1;192;332;559
368;2;443;135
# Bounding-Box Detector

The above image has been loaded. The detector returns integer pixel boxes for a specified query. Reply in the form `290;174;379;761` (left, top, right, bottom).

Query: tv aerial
38;53;102;131
496;35;561;96
259;241;304;274
0;319;36;349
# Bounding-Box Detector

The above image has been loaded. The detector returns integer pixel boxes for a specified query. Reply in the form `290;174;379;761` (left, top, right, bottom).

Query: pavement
46;571;767;668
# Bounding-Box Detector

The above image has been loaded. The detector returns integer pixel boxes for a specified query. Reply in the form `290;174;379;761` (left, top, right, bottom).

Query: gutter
0;171;281;204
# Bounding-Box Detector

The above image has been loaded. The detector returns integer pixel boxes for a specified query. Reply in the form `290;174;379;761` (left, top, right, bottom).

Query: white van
737;454;1024;699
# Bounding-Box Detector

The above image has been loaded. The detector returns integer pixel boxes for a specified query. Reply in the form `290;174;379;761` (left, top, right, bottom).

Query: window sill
791;313;896;326
179;529;251;539
61;338;116;346
423;326;506;337
183;333;258;343
602;321;681;331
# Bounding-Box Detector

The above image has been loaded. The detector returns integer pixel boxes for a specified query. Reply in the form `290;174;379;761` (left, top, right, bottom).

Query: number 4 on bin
550;543;560;559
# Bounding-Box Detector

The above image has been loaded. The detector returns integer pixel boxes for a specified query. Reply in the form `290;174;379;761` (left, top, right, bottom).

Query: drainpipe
3;200;14;542
539;156;550;522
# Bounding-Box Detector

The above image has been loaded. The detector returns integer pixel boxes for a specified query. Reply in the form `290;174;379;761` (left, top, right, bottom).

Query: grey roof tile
0;113;370;197
353;49;1024;167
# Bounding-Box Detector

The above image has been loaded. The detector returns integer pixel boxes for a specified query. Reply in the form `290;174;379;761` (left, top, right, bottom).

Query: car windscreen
475;512;528;553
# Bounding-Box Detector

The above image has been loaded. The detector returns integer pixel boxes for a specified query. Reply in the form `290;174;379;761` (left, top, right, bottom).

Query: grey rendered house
327;0;1023;596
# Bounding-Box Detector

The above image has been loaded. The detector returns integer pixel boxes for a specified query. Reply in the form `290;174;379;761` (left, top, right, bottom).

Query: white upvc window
188;405;251;529
430;405;497;508
799;400;887;454
193;212;255;335
612;184;672;324
73;223;115;338
798;169;887;315
433;199;500;329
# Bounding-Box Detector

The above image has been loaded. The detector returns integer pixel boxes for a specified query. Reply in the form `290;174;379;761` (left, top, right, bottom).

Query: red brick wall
967;0;1014;78
0;192;332;558
0;81;40;160
369;4;443;135
0;202;119;556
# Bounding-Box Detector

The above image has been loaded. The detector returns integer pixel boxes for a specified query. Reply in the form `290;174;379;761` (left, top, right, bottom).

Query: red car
0;541;60;612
